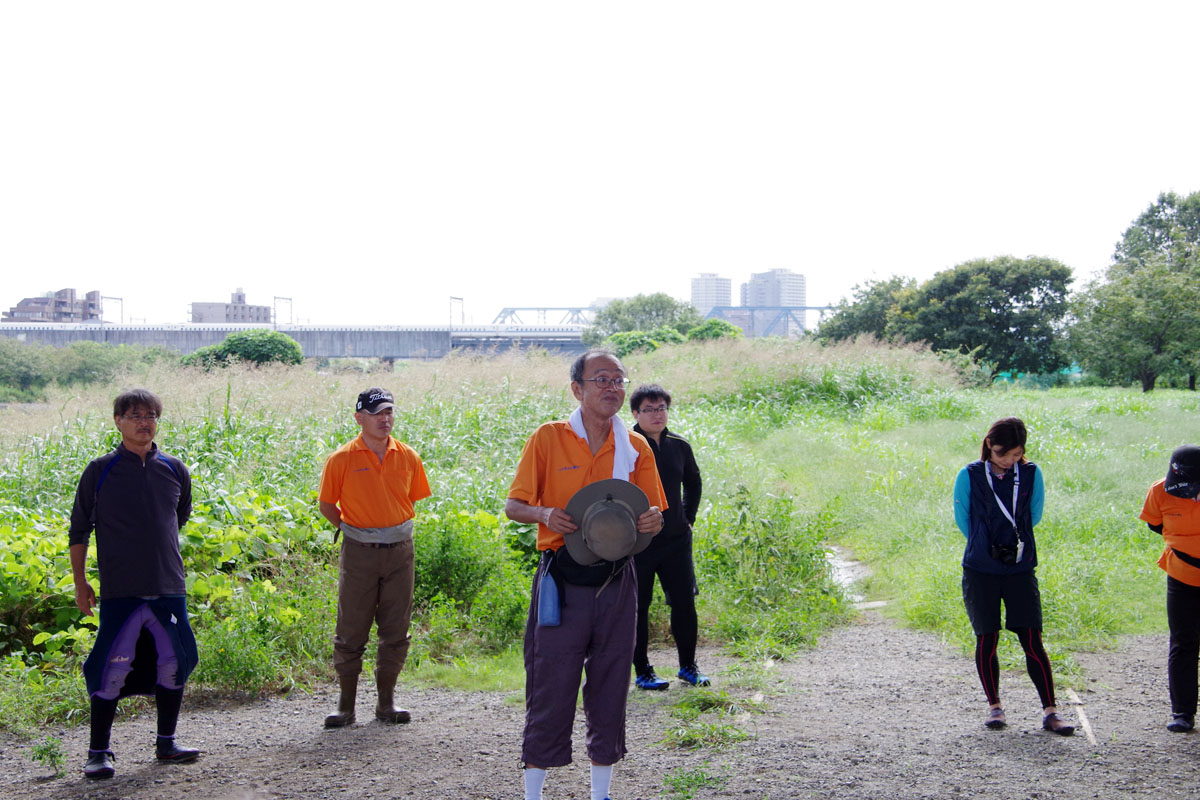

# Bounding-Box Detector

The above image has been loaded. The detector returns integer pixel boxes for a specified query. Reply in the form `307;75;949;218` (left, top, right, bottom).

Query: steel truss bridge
492;307;594;325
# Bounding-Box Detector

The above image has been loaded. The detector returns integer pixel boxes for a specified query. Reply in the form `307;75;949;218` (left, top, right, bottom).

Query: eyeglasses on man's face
121;413;160;422
579;377;631;389
636;405;668;415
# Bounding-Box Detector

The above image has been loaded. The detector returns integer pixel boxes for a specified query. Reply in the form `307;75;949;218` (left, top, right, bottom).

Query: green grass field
759;386;1200;676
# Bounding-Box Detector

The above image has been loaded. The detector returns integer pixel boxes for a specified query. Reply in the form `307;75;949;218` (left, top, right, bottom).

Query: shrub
181;329;303;368
686;319;743;341
649;326;686;345
0;339;51;398
607;331;660;358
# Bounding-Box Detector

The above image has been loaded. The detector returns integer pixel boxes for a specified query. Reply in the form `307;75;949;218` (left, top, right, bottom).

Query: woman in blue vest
952;417;1074;735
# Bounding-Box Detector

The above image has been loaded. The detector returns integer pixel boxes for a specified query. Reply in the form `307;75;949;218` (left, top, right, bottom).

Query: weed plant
660;763;731;798
660;719;753;749
29;734;66;778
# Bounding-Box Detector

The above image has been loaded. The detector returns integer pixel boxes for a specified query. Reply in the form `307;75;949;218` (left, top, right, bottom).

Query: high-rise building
740;269;806;308
690;273;731;315
2;288;102;323
190;288;272;324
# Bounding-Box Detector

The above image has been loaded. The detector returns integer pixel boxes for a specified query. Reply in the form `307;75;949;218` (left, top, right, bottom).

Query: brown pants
333;538;415;679
522;561;637;767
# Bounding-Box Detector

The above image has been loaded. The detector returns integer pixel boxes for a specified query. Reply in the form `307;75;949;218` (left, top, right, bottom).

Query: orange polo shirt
319;434;431;528
1140;478;1200;586
509;420;667;552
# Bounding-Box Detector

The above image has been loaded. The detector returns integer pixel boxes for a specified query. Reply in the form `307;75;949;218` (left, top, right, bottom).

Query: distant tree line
816;190;1200;391
0;329;305;402
0;340;173;402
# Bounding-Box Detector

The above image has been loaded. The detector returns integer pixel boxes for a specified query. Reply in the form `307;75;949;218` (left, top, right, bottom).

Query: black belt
346;539;405;549
1173;548;1200;570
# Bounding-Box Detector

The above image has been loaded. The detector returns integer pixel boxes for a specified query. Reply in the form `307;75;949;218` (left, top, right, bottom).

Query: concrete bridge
0;324;586;359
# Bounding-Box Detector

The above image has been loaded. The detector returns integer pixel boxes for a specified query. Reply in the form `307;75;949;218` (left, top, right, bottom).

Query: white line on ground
1066;689;1097;745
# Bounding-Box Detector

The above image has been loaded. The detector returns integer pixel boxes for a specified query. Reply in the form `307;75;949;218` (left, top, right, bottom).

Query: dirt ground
3;608;1199;800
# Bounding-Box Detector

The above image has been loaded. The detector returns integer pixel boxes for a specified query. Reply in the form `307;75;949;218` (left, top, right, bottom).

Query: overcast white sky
2;2;1198;326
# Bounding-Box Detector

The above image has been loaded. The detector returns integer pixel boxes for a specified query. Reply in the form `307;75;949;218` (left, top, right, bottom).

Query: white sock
591;764;614;800
524;767;547;800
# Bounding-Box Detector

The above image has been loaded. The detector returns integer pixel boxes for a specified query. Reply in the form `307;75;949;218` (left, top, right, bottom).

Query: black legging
633;539;698;673
1166;576;1200;716
974;628;1056;709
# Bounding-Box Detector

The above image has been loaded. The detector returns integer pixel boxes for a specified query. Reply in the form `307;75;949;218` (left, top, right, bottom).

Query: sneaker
635;668;669;691
1042;712;1075;736
1168;713;1195;733
985;707;1007;729
84;749;115;779
677;665;711;687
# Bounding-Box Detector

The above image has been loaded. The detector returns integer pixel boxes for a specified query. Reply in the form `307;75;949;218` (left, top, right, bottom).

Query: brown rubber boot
375;670;411;723
323;674;357;728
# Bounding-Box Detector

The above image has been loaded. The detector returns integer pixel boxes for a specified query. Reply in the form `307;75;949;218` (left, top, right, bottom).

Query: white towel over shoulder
568;408;638;481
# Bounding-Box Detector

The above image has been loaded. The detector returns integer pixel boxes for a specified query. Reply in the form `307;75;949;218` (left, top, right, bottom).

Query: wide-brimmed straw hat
563;479;652;565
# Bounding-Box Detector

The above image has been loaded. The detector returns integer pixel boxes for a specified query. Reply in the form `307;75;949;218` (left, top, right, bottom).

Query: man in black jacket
69;389;200;779
629;384;707;689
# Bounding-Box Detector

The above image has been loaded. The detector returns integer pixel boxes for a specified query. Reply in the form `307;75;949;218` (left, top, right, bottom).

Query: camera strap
984;460;1022;534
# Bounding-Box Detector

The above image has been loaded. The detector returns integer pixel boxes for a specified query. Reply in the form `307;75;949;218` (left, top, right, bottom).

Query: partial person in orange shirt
1140;445;1200;733
506;350;666;800
318;388;431;728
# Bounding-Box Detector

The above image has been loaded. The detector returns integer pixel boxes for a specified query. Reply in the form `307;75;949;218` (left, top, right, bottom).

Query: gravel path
2;611;1196;800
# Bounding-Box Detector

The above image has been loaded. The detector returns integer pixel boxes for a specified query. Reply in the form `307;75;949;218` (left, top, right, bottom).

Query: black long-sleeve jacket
69;442;191;599
634;424;701;541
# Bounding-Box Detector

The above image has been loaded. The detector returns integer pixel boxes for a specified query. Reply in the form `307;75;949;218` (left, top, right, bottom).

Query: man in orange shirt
506;350;666;800
1141;444;1200;733
318;388;431;728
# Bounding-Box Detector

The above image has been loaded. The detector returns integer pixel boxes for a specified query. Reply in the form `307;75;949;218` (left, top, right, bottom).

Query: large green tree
583;293;702;346
887;256;1072;374
1070;257;1200;391
1112;191;1200;269
1073;190;1200;390
817;276;915;342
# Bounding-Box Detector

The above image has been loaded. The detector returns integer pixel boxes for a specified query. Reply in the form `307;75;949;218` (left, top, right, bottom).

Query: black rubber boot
324;674;358;728
374;670;411;724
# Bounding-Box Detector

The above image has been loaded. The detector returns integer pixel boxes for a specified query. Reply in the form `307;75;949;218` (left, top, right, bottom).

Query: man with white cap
506;350;666;800
318;387;431;728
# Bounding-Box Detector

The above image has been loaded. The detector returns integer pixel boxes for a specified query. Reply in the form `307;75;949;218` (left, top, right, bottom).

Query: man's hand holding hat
542;507;578;536
636;506;665;534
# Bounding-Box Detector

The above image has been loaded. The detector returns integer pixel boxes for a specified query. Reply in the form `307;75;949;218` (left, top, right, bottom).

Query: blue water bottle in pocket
537;563;560;627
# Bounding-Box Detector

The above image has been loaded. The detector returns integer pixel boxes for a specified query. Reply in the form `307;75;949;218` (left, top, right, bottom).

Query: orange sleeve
408;451;432;504
508;429;545;505
1140;483;1163;526
318;449;346;505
